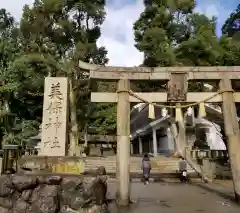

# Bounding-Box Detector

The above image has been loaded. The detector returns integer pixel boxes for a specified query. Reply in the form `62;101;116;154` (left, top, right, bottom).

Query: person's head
143;154;149;160
179;156;184;160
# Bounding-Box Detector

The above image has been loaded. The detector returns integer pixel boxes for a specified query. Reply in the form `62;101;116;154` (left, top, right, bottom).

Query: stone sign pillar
40;77;68;156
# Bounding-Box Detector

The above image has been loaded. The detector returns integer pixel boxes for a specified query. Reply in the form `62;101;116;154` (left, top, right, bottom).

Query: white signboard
40;77;68;156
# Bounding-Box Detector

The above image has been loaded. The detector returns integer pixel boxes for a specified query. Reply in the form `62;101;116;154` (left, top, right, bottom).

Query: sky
0;0;239;67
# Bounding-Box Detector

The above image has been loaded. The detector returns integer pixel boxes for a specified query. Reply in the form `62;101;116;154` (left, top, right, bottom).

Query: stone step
85;159;181;162
84;161;191;166
84;162;192;167
84;159;182;163
84;165;191;170
84;164;194;171
85;164;186;169
85;167;194;172
85;163;181;166
84;156;195;173
84;161;189;165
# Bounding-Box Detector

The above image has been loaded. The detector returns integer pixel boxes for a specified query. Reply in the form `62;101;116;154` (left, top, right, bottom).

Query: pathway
107;182;239;213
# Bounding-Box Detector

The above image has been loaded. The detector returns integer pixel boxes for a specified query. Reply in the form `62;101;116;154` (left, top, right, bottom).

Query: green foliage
222;4;240;39
89;103;116;135
0;0;112;146
133;0;240;93
3;119;40;145
134;0;196;67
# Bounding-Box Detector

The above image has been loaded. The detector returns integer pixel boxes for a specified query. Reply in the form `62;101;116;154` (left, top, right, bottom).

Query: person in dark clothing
141;154;151;184
100;145;104;157
179;156;187;183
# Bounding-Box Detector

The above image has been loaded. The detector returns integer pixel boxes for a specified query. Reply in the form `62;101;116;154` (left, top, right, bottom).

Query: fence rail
190;149;228;159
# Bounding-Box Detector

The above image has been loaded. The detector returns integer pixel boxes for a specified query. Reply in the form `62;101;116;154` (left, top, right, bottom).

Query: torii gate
79;61;240;205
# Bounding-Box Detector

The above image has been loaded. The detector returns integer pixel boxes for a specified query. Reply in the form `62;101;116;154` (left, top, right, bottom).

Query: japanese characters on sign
40;77;68;156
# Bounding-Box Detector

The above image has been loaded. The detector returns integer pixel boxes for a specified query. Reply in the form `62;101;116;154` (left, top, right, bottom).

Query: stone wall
18;156;85;174
0;172;108;213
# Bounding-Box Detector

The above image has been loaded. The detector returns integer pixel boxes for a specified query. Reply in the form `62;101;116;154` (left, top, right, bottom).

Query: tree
221;3;240;64
0;9;21;145
134;0;240;93
18;0;115;139
134;0;195;67
0;8;42;146
89;81;117;135
133;0;209;92
0;0;114;148
218;35;240;66
175;14;222;66
222;4;240;40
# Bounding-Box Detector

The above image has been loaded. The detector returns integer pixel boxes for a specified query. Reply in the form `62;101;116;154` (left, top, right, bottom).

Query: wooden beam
79;59;240;80
90;70;240;80
91;92;240;103
80;61;240;80
79;60;240;73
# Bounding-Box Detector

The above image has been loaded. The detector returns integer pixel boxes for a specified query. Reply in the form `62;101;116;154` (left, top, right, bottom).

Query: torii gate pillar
116;79;131;206
220;77;240;203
